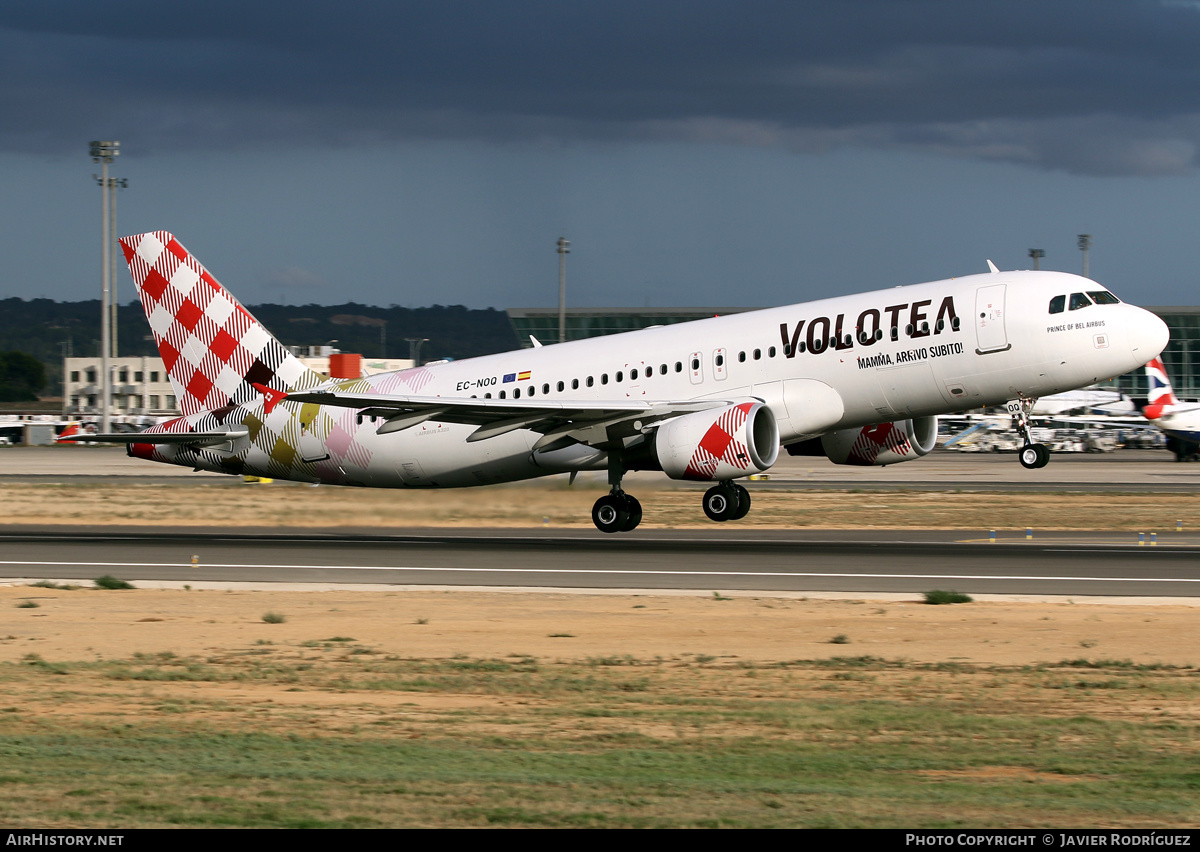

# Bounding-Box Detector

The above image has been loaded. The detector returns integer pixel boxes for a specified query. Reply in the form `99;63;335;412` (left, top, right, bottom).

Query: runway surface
3;446;1197;596
3;528;1200;597
5;445;1200;491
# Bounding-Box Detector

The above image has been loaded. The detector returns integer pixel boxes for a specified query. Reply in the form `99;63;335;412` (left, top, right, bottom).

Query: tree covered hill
0;298;521;394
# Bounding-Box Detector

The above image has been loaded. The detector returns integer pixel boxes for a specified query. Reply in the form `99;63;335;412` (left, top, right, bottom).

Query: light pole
90;140;119;433
1028;248;1045;270
557;237;570;344
1078;234;1092;279
405;337;428;365
107;177;128;357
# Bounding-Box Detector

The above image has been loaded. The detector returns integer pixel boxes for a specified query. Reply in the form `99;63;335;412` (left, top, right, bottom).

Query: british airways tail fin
119;232;323;417
1139;356;1178;420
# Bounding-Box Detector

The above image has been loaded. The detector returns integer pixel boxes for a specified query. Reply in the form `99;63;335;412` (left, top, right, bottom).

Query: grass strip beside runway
1;649;1197;828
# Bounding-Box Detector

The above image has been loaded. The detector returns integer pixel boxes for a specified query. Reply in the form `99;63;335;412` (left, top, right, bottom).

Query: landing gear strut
1010;397;1050;469
703;481;751;522
591;452;643;533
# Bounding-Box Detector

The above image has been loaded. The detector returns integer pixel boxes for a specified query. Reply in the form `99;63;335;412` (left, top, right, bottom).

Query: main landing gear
592;491;643;533
1010;397;1050;470
588;453;753;533
592;451;643;533
702;481;751;522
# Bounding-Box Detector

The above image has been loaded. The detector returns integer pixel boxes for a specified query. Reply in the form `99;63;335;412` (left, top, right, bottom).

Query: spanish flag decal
517;370;532;381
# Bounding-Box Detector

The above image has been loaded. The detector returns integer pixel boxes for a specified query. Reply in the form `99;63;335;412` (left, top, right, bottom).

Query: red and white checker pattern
684;402;754;480
120;232;318;417
845;422;911;465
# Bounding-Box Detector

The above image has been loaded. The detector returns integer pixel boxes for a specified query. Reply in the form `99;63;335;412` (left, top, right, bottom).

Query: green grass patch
0;653;1196;828
92;575;135;590
923;590;973;605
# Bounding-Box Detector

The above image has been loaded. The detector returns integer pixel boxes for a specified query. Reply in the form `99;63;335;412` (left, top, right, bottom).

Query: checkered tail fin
119;231;324;417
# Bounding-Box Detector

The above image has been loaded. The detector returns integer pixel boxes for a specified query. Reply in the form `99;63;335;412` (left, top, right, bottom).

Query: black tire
592;494;629;534
622;494;643;531
730;484;751;520
1018;444;1040;470
702;484;740;522
1034;444;1050;469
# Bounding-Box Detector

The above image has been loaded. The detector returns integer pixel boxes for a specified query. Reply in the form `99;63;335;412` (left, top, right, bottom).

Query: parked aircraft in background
1136;357;1200;460
62;232;1168;531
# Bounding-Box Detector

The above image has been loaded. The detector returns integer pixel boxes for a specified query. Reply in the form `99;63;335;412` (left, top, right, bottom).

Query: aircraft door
975;284;1010;354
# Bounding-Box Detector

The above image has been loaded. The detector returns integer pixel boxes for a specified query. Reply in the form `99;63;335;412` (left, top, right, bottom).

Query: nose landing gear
1009;396;1050;469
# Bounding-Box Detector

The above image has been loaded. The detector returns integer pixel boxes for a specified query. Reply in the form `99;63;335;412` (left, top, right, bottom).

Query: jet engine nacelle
654;401;780;481
788;416;938;466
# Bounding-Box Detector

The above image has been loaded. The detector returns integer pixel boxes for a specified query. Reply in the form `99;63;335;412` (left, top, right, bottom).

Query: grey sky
2;1;1199;310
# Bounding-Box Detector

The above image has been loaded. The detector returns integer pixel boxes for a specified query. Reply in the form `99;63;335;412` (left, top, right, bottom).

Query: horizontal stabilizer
59;428;248;447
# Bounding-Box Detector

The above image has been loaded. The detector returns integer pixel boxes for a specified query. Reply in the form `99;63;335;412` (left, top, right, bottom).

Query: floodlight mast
90;140;119;434
557;237;570;344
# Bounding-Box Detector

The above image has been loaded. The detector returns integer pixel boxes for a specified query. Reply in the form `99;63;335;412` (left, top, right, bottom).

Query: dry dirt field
2;476;1199;826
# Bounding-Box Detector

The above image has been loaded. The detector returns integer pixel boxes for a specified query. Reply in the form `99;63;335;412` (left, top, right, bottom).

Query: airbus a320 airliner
65;232;1168;532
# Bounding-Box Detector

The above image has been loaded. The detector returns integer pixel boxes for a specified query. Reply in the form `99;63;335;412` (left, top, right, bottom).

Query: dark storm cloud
4;0;1200;174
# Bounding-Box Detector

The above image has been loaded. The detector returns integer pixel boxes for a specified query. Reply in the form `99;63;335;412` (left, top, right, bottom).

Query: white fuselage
176;269;1167;487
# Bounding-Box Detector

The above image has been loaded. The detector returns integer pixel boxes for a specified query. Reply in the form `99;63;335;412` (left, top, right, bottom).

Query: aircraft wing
58;428;249;447
284;390;740;449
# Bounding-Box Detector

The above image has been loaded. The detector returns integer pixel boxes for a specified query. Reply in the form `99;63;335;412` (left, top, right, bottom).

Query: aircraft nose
1127;306;1169;363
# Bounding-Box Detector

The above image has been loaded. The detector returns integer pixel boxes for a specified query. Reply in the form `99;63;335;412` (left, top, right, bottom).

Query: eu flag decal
502;373;516;383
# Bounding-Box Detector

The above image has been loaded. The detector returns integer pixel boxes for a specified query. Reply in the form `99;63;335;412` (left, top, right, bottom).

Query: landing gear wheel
703;483;741;522
592;494;630;534
622;494;643;531
730;484;751;520
1019;443;1050;470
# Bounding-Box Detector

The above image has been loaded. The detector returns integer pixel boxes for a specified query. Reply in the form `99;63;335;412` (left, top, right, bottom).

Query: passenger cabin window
1049;295;1066;314
1069;292;1092;311
1088;290;1121;305
630;368;638;380
572;379;579;389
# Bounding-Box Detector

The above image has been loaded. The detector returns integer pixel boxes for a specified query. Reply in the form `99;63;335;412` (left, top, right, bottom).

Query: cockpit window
1069;292;1092;311
1087;290;1121;305
1049;295;1066;314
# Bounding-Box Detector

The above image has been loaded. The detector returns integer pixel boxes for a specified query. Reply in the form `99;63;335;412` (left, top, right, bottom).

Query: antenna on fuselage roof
529;335;543;348
986;260;1000;273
